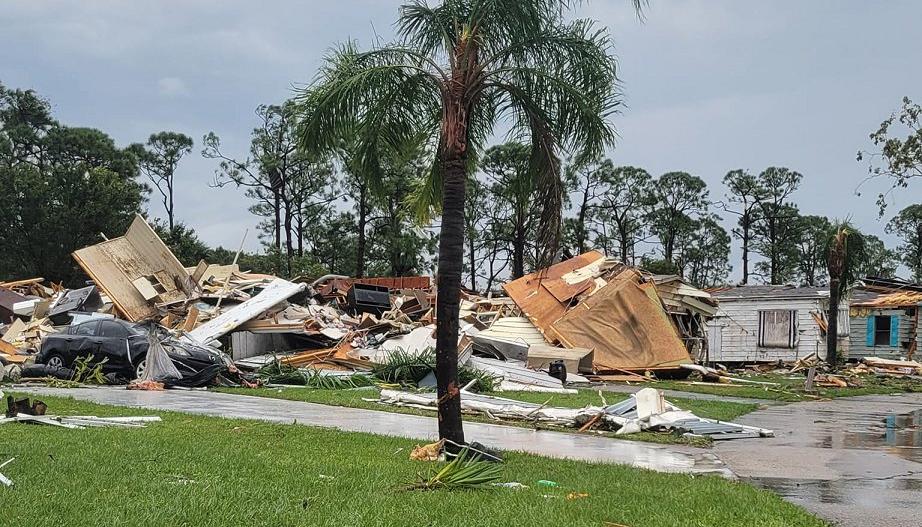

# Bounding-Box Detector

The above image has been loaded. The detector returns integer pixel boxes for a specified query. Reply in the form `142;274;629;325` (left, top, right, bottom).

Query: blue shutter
890;315;900;347
866;317;875;347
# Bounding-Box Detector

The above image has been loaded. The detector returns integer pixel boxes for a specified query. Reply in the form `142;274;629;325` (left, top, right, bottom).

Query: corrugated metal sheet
476;317;546;346
713;285;829;301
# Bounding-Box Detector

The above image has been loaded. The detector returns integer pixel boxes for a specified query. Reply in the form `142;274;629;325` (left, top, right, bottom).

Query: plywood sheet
552;270;691;371
72;215;193;321
502;251;604;340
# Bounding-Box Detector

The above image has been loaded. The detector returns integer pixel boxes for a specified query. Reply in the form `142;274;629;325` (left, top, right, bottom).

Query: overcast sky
3;0;920;279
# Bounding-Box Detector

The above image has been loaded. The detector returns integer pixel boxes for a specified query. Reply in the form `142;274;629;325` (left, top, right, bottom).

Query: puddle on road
747;476;922;507
838;409;922;463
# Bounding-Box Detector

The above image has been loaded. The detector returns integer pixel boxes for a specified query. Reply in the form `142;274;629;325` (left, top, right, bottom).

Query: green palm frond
406;447;503;491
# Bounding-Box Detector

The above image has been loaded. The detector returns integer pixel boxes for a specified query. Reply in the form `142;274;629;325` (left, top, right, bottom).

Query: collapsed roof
503;251;715;372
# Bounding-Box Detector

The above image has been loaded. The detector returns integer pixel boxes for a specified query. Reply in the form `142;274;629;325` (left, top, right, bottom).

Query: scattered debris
0;414;161;429
377;387;773;439
492;481;529;489
6;395;47;417
0;458;14;487
410;439;445;461
861;356;922;377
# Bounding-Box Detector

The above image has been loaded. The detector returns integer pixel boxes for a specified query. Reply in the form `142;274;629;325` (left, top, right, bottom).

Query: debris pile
861;356;922;376
1;221;726;397
502;251;716;375
378;387;773;440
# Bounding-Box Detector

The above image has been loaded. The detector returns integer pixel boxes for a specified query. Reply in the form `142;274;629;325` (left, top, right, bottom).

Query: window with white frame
758;310;797;348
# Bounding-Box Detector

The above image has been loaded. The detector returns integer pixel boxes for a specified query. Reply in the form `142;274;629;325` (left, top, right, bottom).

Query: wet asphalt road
716;393;922;527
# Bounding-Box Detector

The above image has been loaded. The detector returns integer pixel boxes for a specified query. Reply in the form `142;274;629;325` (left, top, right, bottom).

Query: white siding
706;298;834;362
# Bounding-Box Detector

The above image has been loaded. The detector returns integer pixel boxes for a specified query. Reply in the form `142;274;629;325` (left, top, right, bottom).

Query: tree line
2;81;922;288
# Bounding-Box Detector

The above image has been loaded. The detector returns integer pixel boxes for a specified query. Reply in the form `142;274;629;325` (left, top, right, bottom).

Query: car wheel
45;354;66;369
134;359;148;380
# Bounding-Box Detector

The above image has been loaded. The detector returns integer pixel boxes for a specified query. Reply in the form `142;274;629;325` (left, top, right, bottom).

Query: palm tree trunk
434;151;466;446
827;278;840;366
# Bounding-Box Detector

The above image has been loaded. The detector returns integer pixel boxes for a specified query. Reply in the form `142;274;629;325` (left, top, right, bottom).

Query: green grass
0;392;825;527
650;373;922;402
213;386;758;446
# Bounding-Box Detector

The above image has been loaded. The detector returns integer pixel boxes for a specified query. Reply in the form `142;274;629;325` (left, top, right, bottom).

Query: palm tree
296;0;636;444
825;222;867;366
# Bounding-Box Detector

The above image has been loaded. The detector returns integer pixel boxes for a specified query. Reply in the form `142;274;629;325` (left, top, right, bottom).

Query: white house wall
847;308;916;359
707;298;831;362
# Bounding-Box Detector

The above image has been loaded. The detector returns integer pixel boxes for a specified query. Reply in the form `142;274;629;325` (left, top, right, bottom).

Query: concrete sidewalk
15;385;731;477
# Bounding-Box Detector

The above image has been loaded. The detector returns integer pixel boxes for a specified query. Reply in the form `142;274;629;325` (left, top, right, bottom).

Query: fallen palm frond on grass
299;368;376;390
405;447;503;491
372;348;498;392
257;361;375;389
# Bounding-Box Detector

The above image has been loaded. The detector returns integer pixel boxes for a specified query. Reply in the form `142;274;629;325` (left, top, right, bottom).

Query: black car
37;318;226;381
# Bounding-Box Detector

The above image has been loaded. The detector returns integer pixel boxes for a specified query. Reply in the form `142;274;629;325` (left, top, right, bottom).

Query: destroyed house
706;286;847;363
651;275;719;362
848;290;921;360
502;251;711;373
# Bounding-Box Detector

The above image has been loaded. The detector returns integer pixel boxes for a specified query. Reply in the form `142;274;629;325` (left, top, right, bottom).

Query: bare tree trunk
283;199;293;277
741;219;750;284
389;201;400;276
618;221;629;263
575;189;589;253
296;207;304;258
770;220;779;284
512;221;525;279
468;236;477;292
273;192;282;253
167;177;175;231
355;183;368;278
